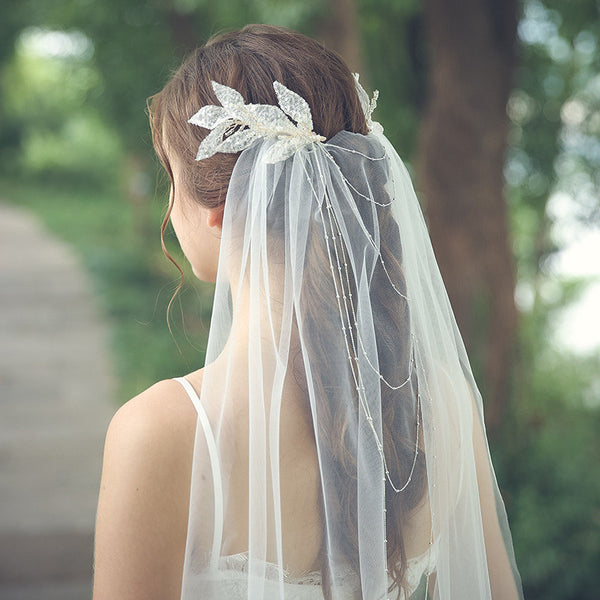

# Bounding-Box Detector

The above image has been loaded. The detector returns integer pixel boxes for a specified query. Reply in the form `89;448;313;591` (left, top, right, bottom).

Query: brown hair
149;24;368;308
150;24;367;208
148;24;425;598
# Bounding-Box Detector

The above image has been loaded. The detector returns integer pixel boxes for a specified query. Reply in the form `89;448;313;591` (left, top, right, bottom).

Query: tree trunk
165;9;201;57
417;0;519;433
315;0;363;74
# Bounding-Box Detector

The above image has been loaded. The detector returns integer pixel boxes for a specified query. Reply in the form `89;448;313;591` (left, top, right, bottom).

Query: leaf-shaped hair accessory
353;73;383;135
187;80;326;164
273;81;313;131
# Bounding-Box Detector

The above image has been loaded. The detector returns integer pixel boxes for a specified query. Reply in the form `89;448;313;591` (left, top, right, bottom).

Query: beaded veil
179;76;523;600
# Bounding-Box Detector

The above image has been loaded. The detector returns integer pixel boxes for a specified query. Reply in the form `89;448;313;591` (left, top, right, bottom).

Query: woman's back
176;372;436;599
181;369;323;574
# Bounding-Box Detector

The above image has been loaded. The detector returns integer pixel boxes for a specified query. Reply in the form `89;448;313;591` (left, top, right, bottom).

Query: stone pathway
0;203;116;599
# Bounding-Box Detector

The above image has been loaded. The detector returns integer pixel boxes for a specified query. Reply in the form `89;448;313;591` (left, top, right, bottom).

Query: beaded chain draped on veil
169;59;523;600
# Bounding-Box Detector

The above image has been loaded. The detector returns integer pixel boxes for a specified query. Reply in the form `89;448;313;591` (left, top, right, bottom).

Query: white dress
175;377;437;599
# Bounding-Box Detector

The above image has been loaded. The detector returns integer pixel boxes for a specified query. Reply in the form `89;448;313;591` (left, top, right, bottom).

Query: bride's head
149;24;367;281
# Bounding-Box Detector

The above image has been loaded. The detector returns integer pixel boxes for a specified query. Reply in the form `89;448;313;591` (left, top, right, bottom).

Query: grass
2;175;213;403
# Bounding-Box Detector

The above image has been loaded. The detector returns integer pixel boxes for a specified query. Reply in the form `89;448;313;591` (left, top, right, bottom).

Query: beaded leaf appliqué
188;80;326;164
353;73;383;135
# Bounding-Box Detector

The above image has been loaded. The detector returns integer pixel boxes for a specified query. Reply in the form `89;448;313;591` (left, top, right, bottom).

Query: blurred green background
1;1;599;598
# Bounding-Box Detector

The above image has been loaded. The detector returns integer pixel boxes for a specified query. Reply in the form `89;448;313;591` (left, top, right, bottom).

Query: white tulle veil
178;77;523;600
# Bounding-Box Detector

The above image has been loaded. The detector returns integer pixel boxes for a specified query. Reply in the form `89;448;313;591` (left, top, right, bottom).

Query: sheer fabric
179;129;523;599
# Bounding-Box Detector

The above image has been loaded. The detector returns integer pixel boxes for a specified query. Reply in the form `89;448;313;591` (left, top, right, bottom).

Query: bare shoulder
98;377;200;532
93;378;200;600
107;378;198;447
101;379;199;492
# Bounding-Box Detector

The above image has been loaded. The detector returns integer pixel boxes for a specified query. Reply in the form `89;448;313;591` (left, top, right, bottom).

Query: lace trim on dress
219;540;437;590
222;553;323;585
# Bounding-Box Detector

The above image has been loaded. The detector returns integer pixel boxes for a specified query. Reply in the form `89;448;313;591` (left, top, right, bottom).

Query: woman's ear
206;205;224;229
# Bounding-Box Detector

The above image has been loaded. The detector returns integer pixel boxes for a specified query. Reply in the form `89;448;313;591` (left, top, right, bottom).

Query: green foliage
496;344;600;599
25;0;182;150
507;0;600;259
1;32;121;181
18;112;121;183
501;8;600;592
491;265;600;599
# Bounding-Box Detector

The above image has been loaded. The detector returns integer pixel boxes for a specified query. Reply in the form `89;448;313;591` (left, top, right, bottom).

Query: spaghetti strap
173;377;223;569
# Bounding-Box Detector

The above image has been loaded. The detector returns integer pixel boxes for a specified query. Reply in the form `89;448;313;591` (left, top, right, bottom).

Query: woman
93;24;523;600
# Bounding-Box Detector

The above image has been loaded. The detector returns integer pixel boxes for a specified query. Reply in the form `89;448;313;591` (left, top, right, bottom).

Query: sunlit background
1;1;599;599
